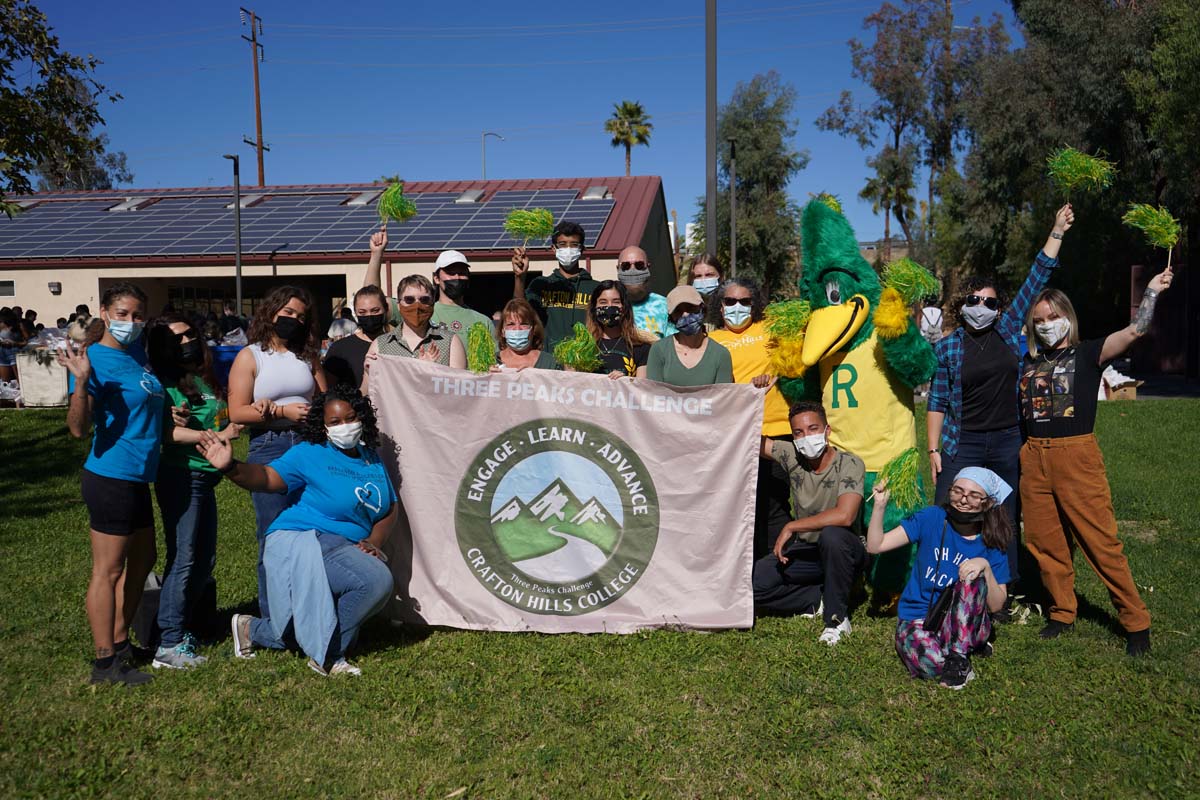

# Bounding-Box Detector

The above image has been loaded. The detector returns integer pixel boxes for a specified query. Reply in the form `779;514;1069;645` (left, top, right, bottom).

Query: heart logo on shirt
139;372;163;396
354;482;382;514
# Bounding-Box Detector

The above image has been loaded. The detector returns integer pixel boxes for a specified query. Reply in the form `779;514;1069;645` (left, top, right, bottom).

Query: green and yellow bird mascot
766;196;939;606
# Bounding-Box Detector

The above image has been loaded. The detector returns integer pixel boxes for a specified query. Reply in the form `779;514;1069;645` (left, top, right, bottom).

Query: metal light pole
482;131;504;179
223;154;244;313
705;0;717;252
728;138;737;278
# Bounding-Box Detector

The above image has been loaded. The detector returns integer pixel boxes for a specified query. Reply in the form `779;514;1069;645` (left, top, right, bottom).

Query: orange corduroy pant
1019;433;1150;633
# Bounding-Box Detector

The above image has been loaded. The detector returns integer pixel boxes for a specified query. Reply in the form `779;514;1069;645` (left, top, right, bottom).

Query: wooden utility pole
241;8;268;186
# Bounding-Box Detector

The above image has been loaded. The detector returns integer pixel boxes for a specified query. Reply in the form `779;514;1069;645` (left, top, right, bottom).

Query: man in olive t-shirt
752;400;867;646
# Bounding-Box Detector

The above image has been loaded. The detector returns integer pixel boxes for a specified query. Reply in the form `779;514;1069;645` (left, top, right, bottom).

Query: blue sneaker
152;634;208;670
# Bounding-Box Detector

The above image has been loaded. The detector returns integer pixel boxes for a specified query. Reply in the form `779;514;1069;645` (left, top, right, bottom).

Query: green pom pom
1122;203;1180;251
1045;147;1116;197
763;299;812;339
377;181;418;225
810;191;843;214
878;448;925;515
466;322;497;374
882;257;940;306
504;208;555;246
552;323;602;373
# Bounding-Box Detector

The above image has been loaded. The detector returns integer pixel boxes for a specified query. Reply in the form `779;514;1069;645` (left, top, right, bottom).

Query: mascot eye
825;280;841;305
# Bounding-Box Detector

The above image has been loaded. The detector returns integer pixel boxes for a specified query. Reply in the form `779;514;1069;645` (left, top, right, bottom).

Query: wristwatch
1050;231;1064;240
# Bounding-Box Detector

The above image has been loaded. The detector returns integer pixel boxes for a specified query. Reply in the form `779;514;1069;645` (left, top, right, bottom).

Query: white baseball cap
435;250;471;271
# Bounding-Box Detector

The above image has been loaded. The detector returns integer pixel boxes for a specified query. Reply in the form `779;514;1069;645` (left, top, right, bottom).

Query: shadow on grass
0;420;90;523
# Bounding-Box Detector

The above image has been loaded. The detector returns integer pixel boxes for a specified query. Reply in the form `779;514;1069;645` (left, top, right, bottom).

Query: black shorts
81;469;154;535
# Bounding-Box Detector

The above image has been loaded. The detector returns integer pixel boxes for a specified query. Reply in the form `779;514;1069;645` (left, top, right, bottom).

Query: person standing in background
512;221;598;348
615;245;674;339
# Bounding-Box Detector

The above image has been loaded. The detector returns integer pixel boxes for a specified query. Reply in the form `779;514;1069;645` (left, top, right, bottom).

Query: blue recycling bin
211;346;243;390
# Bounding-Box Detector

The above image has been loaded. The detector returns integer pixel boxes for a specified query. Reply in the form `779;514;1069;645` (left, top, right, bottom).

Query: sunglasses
400;295;433;306
966;295;999;310
618;260;647;270
722;297;752;308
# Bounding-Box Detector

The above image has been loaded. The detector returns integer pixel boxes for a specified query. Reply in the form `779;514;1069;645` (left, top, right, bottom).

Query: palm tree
604;101;653;177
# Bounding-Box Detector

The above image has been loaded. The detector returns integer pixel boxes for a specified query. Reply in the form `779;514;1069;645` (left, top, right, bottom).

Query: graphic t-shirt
161;379;227;473
711;321;791;436
267;441;397;542
770;442;865;541
631;293;676;339
84;342;166;483
323;334;373;390
432;303;493;347
525;269;599;349
897;505;1011;622
1019;337;1106;438
595;336;650;377
646;336;733;387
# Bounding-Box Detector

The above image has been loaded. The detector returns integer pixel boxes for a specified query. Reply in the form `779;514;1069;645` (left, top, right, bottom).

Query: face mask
179;340;203;364
399;304;433;330
326;421;363;450
794;432;827;460
503;329;531;351
694;277;720;296
675;311;705;336
440;279;469;302
944;504;985;526
961;304;998;331
356;313;386;335
107;319;144;345
618;268;651;287
273;316;306;346
723;305;752;330
1035;318;1071;349
555;247;582;270
594;306;622;328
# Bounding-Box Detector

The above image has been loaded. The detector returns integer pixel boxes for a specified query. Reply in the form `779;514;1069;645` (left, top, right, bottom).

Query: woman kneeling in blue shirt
197;384;395;676
867;467;1013;690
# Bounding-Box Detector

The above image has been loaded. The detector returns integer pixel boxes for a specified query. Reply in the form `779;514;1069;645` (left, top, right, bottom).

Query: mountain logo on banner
455;418;660;616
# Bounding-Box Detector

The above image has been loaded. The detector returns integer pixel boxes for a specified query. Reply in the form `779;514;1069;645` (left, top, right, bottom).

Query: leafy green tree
36;132;132;192
1;0;120;214
603;100;653;177
692;71;809;298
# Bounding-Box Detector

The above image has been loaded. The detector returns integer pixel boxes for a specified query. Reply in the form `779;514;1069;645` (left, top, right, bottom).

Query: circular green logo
455;418;659;615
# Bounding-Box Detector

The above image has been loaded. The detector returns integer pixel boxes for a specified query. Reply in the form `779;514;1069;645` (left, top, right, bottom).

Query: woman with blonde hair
1019;266;1173;656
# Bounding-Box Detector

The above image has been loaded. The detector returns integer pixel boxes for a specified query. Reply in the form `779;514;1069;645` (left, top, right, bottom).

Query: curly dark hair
299;384;381;449
950;276;1008;329
709;277;767;329
247;285;319;363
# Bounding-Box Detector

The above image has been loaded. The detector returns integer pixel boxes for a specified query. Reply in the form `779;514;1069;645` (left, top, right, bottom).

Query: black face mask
594;306;622;328
441;279;469;302
944;504;985;527
273;316;306;346
180;340;203;364
357;313;386;335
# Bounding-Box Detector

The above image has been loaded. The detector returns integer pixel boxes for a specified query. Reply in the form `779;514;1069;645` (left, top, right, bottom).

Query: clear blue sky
38;0;1017;241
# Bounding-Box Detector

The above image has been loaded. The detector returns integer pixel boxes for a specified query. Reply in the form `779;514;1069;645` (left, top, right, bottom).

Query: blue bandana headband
953;466;1012;504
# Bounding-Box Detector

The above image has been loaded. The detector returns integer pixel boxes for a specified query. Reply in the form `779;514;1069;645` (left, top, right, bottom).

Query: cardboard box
1106;385;1138;401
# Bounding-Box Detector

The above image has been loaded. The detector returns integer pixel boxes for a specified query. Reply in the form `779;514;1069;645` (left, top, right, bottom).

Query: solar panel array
0;188;615;259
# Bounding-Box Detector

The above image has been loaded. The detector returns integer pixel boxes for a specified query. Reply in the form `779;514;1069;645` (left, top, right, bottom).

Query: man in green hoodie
511;220;599;349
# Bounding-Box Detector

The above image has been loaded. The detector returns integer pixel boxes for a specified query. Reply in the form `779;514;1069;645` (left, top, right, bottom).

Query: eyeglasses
400;295;433;306
948;486;988;503
965;295;999;310
723;297;752;308
618;260;647;270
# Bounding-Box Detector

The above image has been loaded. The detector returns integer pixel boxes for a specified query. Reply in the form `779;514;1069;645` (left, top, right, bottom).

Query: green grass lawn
1;401;1198;799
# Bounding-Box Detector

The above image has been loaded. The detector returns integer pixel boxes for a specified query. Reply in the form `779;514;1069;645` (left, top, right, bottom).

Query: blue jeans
250;532;393;662
247;428;303;622
154;464;221;648
935;425;1022;585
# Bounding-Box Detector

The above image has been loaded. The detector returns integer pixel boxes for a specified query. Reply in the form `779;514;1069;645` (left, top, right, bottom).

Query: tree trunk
625;144;631;177
883;203;892;262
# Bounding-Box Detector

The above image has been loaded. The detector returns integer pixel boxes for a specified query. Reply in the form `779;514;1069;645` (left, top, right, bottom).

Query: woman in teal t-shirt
57;282;167;687
147;315;241;671
197;385;396;677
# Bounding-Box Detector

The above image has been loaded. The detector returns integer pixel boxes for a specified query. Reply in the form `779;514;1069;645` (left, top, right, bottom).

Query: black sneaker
1126;629;1151;657
973;641;994;659
939;653;975;690
89;660;154;687
114;639;154;665
1038;620;1075;640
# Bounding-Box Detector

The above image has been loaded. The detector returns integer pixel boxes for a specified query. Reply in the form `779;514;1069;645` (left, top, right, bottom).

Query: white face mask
794;432;828;460
960;304;998;331
555;247;582;268
1035;317;1071;349
693;277;720;295
723;304;751;330
326;421;363;450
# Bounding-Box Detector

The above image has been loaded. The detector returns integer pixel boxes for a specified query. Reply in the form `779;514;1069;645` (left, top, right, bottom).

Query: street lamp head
223;154;238;162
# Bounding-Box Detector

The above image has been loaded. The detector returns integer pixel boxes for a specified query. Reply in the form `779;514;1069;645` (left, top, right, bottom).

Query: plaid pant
895;577;991;680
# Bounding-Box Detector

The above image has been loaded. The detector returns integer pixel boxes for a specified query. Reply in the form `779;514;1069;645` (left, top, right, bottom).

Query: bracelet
1050;231;1063;240
928;449;939;454
219;459;238;475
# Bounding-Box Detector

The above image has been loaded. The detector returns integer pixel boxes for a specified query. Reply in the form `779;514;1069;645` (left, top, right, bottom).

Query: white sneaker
818;617;851;646
308;657;362;677
799;600;824;620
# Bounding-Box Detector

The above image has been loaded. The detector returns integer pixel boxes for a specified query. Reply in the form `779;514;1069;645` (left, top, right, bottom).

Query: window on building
0;281;14;296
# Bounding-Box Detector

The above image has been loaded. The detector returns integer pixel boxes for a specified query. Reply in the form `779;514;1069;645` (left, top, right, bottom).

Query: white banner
371;358;763;633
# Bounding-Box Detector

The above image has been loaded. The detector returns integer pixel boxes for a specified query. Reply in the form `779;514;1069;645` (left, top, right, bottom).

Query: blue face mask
675;312;705;336
723;305;751;329
107;319;144;345
693;277;720;296
504;329;531;351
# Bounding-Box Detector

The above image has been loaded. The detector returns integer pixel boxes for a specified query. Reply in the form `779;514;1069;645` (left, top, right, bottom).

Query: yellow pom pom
873;287;910;340
767;338;808;378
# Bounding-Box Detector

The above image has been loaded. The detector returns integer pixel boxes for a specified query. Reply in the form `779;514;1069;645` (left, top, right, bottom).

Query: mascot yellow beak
801;294;869;367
